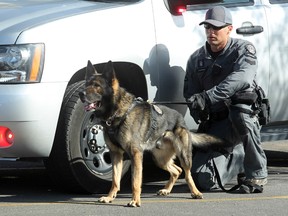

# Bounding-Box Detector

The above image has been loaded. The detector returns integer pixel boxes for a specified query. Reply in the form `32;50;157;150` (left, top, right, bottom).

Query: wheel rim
80;111;112;175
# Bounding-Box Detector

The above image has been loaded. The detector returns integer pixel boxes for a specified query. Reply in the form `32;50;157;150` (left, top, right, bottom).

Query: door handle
236;26;263;35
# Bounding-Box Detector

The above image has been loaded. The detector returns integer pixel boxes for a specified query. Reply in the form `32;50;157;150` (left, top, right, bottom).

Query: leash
150;101;192;105
212;158;264;193
212;158;242;192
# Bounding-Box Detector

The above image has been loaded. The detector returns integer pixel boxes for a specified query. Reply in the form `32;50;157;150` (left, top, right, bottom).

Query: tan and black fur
79;60;223;207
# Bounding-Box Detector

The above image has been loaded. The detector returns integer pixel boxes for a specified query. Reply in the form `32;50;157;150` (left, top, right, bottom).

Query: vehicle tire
44;81;131;193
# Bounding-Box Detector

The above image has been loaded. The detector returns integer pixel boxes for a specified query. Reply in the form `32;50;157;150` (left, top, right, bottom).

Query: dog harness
103;98;142;149
103;97;163;149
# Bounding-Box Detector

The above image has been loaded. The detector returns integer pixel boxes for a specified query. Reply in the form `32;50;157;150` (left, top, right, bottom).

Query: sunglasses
204;23;229;30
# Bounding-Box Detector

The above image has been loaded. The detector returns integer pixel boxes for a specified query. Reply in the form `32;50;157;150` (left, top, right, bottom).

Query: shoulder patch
245;44;256;55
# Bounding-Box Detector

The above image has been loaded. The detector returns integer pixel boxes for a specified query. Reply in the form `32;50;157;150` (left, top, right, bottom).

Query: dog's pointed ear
86;60;95;81
103;60;116;83
86;60;101;81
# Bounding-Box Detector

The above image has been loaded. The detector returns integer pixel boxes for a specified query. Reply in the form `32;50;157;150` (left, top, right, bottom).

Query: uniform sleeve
206;43;258;105
183;51;203;99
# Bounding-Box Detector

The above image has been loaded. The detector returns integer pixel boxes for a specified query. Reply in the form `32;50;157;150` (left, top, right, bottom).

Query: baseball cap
199;6;232;27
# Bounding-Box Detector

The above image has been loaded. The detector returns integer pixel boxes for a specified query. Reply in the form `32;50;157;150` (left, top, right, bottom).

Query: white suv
0;0;288;193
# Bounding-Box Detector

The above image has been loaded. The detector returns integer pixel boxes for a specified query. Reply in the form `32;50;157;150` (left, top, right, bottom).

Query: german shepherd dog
79;60;222;207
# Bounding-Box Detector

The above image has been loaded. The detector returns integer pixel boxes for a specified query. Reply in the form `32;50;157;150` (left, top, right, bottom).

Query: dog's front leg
127;148;143;207
98;150;124;204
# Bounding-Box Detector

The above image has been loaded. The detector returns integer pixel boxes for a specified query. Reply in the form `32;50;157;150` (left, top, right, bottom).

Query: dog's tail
191;132;225;150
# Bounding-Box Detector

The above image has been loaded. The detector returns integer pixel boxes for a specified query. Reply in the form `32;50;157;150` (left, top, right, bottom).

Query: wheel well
69;61;148;100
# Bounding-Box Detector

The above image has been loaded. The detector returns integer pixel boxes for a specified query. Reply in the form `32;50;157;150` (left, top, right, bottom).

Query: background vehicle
1;0;288;193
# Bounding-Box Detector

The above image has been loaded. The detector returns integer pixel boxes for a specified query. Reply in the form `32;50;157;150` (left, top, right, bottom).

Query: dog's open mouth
85;101;101;111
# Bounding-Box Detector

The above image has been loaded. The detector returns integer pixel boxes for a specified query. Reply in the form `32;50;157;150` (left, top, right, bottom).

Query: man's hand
187;92;208;111
187;92;210;124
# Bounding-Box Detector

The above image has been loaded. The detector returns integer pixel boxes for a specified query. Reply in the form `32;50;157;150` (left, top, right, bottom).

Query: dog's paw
98;196;113;203
127;200;141;207
157;189;170;196
191;193;203;199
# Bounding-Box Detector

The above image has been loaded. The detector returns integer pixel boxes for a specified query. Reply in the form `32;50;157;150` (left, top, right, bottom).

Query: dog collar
105;97;144;127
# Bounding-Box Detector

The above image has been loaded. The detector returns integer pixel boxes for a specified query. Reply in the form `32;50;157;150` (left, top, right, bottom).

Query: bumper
0;82;67;157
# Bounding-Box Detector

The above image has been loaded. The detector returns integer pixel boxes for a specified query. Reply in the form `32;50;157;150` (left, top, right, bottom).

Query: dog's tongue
85;103;96;111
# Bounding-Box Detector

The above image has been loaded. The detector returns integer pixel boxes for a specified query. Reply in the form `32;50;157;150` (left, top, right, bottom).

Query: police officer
184;6;268;193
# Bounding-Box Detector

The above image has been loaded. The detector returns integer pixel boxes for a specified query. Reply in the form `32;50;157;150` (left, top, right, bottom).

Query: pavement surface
0;140;287;216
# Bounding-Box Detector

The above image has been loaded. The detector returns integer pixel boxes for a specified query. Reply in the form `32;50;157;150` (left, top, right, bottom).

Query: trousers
229;105;268;179
192;104;268;190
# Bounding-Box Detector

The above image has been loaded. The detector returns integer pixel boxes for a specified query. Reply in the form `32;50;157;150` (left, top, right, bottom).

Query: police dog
79;60;221;207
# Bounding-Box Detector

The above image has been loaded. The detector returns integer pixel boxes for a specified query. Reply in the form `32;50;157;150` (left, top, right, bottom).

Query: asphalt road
0;141;288;216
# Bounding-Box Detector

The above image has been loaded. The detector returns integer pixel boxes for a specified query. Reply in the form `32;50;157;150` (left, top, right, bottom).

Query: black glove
187;92;210;124
187;91;209;111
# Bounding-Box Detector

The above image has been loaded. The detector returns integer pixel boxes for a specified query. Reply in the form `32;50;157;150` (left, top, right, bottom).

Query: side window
270;0;288;3
187;0;254;8
188;0;252;4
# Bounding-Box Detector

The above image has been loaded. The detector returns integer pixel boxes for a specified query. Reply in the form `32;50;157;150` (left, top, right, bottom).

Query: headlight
0;44;44;83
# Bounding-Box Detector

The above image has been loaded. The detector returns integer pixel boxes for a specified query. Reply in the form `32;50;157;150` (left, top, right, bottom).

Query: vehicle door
262;0;288;122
